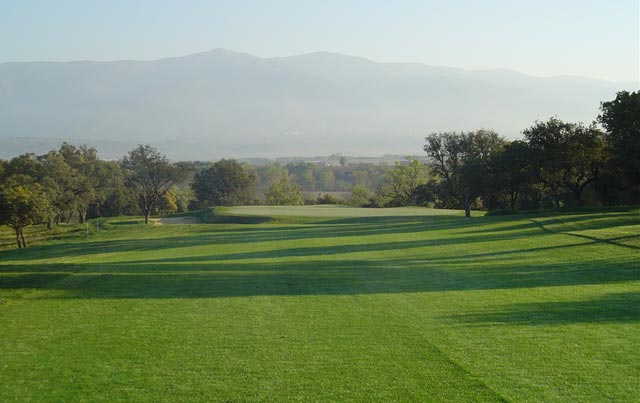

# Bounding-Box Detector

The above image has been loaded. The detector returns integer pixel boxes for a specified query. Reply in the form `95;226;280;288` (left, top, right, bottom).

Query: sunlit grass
0;207;639;402
227;205;467;217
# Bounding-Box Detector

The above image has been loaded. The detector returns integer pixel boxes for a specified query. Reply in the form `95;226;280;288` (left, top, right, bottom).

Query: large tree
0;175;51;248
37;151;79;228
57;143;94;223
191;159;255;207
425;130;506;217
490;140;534;211
122;145;189;223
524;118;606;206
599;91;640;201
58;143;124;223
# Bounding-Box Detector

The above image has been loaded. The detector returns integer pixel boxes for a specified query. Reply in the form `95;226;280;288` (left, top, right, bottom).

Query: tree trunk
144;208;152;224
462;197;471;218
47;217;54;231
20;230;27;248
78;208;87;224
509;192;517;211
573;187;584;206
15;227;22;248
461;194;473;218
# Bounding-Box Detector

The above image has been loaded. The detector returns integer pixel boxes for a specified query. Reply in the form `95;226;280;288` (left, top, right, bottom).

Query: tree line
0;144;189;247
416;91;639;217
0;90;637;246
0;142;391;247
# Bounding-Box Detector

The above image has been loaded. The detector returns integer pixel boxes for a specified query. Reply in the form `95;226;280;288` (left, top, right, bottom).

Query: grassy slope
0;207;638;402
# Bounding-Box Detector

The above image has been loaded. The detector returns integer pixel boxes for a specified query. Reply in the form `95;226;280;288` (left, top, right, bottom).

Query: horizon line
1;47;637;86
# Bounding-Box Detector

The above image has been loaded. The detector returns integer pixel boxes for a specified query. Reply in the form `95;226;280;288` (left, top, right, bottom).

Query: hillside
0;49;633;160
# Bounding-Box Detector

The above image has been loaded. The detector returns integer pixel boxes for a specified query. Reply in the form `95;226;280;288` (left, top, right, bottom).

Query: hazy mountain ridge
0;49;634;160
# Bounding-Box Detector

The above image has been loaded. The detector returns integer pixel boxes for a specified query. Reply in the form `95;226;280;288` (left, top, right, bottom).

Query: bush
315;193;340;205
349;184;372;206
265;178;302;206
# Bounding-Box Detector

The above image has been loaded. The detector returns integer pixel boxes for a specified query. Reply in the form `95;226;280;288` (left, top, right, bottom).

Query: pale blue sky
1;0;638;82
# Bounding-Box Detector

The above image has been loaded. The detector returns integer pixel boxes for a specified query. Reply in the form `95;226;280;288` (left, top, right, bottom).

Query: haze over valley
1;49;633;160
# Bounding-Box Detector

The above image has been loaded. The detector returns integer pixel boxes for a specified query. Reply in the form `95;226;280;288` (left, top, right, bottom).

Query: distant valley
0;49;634;160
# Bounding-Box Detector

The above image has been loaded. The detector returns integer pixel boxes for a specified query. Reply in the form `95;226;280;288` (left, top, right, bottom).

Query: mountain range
0;49;635;160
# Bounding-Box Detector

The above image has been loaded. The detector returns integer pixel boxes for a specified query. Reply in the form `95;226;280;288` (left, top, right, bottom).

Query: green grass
226;205;467;217
193;205;478;224
0;206;639;402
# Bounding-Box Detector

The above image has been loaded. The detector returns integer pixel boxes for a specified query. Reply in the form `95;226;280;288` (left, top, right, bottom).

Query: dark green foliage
599;90;640;202
191;159;255;207
425;130;506;217
488;140;534;210
524;118;607;206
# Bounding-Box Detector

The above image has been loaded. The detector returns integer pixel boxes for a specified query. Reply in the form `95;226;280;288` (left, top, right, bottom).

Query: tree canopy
265;177;302;206
191;159;255;207
599;90;640;199
376;160;429;207
122;145;190;224
425;130;506;217
524;118;606;206
0;175;51;248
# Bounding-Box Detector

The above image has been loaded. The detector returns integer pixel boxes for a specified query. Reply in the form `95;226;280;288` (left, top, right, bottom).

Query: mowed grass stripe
0;207;639;402
0;290;507;401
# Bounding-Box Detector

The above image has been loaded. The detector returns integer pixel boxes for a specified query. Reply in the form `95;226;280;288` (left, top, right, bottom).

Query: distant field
0;206;639;402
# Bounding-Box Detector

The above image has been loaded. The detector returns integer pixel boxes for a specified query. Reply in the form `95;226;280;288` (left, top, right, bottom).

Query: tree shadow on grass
451;292;640;325
1;254;638;301
0;215;489;262
464;212;640;236
116;230;551;264
405;233;640;264
2;212;638;314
